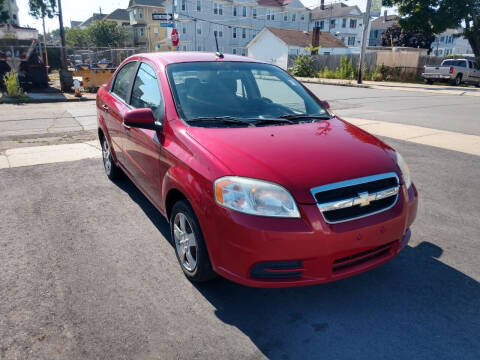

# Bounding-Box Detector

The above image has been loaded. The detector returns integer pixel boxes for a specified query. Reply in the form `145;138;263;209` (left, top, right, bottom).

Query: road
1;85;479;359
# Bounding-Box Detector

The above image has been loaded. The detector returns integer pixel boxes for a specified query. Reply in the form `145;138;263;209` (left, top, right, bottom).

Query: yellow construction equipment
73;67;115;92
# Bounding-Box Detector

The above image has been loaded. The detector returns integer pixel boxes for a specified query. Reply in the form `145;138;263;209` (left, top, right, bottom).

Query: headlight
395;152;412;189
214;176;300;218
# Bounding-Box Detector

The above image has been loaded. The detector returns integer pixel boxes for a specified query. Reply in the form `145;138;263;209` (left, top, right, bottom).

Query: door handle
102;104;109;112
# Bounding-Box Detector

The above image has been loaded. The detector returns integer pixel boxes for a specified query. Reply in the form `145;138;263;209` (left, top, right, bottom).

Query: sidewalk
0;91;96;104
297;77;480;97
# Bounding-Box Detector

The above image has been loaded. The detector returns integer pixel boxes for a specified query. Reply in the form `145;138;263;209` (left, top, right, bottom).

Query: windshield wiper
279;113;332;120
187;116;252;125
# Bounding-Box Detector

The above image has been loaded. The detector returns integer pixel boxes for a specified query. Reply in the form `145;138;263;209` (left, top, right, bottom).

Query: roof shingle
266;27;347;48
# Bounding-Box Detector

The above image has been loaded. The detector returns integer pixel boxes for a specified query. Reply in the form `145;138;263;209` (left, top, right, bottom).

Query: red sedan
96;52;418;288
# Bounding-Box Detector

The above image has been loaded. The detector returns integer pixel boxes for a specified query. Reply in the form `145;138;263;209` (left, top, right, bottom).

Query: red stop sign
171;28;179;47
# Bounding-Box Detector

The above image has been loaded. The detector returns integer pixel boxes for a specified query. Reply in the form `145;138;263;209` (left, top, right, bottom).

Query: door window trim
109;60;140;106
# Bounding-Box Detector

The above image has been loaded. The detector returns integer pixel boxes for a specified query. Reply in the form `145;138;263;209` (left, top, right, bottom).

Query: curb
1;94;96;104
297;77;370;88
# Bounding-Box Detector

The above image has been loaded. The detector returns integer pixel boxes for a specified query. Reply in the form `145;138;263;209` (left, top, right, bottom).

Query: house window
181;0;186;11
213;3;223;15
232;27;237;38
342;18;347;28
232;48;237;54
330;19;335;27
440;36;445;42
196;23;202;35
348;36;355;46
233;6;237;16
153;27;159;37
139;27;144;37
284;14;288;21
182;23;187;34
242;28;246;39
350;19;357;28
267;10;275;20
374;29;379;38
139;9;143;18
253;8;256;19
341;37;345;43
242;6;247;17
292;13;296;22
242;49;246;56
301;14;304;21
196;0;201;11
214;26;223;38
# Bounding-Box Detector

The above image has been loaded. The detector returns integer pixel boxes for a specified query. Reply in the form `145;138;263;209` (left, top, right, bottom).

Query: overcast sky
17;0;395;33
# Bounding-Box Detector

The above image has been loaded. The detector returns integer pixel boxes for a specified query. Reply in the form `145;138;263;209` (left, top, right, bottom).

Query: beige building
128;0;173;52
1;0;19;25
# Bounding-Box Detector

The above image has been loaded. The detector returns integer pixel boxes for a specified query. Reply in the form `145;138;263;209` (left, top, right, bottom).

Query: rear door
104;61;138;164
123;62;165;207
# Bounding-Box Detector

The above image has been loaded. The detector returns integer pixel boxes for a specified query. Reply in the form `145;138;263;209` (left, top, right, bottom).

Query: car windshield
166;61;330;127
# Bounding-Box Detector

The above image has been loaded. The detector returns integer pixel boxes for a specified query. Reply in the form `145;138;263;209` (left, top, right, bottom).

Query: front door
123;62;165;208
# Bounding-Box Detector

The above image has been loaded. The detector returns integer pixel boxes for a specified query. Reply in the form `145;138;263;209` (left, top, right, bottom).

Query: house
247;27;348;69
103;9;131;27
164;0;310;55
128;0;171;51
368;11;399;46
78;13;105;29
1;0;19;25
70;21;82;29
431;28;474;56
309;2;364;48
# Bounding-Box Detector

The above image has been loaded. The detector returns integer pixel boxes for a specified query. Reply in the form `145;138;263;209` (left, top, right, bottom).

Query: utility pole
57;0;67;71
357;0;372;84
42;16;50;79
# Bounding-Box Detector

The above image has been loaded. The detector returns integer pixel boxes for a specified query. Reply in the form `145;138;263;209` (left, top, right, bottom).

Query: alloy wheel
173;212;198;272
102;138;112;174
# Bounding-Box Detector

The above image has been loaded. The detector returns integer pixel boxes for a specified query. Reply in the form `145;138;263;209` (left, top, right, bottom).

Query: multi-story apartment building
128;0;173;51
164;0;310;55
1;0;19;26
309;2;363;48
431;29;474;56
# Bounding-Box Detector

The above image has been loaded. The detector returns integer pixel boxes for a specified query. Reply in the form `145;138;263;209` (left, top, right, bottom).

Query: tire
170;200;216;282
424;79;433;85
476;82;480;88
101;135;123;181
452;74;462;86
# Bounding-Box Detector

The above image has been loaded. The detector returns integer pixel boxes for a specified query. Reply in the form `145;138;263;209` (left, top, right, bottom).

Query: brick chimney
383;10;387;22
312;27;320;55
320;0;325;10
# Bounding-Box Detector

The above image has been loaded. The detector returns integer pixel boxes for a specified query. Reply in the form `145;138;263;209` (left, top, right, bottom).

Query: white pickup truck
422;59;480;87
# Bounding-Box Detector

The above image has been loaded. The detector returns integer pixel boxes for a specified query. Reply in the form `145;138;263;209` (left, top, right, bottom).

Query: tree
28;0;56;19
65;28;89;47
383;0;480;59
86;21;127;47
381;24;435;53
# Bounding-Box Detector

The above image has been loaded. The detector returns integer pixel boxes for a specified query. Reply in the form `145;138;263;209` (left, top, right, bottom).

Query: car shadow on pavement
113;177;479;359
194;242;480;359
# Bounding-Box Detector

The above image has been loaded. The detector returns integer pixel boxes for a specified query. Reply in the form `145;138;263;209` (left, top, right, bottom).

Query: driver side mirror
124;108;163;132
320;100;330;110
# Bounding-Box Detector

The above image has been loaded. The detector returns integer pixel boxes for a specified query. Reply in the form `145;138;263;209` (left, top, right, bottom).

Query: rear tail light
449;66;454;74
421;66;425;74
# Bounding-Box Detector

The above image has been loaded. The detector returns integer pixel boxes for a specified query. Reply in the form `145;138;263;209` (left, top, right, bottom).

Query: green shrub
291;56;316;77
3;70;24;98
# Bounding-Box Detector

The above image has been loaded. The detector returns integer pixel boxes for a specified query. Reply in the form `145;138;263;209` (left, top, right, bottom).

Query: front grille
311;173;400;224
250;260;303;279
332;241;395;273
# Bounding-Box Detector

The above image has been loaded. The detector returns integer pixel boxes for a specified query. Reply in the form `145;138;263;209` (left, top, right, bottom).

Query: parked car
422;59;480;86
97;52;418;288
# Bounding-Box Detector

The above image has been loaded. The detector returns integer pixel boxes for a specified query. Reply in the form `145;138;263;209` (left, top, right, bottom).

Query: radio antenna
213;29;223;58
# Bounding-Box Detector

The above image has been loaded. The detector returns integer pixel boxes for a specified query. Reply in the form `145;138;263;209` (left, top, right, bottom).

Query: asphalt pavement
0;85;479;359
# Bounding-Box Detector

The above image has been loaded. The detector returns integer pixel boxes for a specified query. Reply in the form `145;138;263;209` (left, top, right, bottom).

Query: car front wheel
170;200;216;282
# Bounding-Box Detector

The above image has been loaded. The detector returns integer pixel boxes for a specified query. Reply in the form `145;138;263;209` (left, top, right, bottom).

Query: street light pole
357;0;372;84
57;0;67;71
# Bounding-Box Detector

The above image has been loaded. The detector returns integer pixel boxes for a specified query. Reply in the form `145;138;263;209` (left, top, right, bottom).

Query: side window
112;62;137;102
130;63;163;120
468;61;474;69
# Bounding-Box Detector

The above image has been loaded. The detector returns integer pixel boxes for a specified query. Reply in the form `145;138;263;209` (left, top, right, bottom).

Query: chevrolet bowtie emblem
356;192;372;207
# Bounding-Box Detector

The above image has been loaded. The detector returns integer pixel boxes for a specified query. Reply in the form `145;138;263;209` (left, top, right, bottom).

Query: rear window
442;60;467;68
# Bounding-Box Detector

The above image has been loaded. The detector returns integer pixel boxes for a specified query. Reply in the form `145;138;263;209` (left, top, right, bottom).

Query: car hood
186;117;398;204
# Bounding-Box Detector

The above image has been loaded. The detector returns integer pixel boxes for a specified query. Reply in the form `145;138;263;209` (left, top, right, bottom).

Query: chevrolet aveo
97;52;418;288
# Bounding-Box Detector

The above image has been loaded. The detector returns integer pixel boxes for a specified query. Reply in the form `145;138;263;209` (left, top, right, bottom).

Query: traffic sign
160;22;174;27
171;28;179;47
152;13;173;21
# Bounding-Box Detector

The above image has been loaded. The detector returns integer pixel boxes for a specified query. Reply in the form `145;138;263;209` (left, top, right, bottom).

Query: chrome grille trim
310;172;400;224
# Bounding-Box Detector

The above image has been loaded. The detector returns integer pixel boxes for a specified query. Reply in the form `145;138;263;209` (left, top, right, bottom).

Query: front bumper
203;184;418;288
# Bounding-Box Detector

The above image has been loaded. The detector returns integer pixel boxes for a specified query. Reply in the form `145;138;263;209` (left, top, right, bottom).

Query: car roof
131;51;267;66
